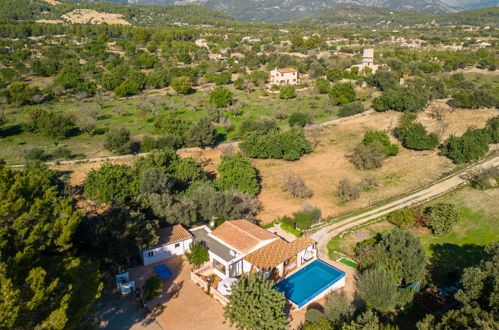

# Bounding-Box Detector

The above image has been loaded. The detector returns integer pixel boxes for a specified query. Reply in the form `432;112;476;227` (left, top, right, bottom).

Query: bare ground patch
62;9;131;26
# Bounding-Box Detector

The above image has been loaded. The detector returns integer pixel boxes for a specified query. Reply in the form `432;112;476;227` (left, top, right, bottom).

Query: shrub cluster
240;128;312;161
372;87;428;112
440;126;492;163
281;173;313;199
397;112;439;150
423;203;461;235
338;101;365;117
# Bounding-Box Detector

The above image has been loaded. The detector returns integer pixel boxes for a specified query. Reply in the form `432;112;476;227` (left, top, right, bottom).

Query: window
147;251;154;257
174;243;180;248
213;259;226;275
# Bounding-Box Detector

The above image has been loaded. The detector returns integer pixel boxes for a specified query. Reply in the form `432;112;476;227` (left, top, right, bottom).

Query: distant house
270;68;299;86
208;53;227;61
195;38;209;49
350;48;379;74
142;224;193;265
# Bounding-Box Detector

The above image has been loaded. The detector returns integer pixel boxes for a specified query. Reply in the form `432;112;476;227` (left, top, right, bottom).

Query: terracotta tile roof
210;220;278;254
277;68;297;73
243;236;315;269
158;224;193;245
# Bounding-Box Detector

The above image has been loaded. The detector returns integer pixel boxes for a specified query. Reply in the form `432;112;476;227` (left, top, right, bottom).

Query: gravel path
311;155;499;258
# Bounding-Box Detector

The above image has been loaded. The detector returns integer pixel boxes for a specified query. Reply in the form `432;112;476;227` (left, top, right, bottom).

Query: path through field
310;155;499;258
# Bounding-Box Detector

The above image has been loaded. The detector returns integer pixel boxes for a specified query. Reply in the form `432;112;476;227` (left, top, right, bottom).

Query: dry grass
62;9;131;26
41;0;61;5
255;107;497;223
52;107;496;223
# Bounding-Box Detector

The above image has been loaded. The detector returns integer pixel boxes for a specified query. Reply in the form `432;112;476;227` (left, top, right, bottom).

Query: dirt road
310;155;499;258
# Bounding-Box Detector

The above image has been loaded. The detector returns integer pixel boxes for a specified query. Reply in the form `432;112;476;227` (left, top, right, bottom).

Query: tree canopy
224;273;287;330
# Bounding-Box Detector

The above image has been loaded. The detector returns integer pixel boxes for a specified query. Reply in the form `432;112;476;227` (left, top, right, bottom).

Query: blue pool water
274;260;346;308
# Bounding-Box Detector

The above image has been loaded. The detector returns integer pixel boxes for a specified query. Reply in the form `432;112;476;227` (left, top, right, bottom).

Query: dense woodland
0;0;498;329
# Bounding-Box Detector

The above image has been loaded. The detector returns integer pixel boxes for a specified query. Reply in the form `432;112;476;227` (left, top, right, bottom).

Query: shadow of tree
429;243;485;285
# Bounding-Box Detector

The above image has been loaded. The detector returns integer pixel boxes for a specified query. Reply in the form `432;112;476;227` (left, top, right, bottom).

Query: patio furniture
217;277;238;296
153;264;173;279
115;272;136;294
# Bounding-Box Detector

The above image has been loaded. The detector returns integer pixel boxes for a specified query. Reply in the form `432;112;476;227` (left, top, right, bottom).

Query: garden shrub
280;216;295;228
279;85;296;99
424;203;461;235
338;101;365;117
294;212;312;230
104;128;132;154
362;130;399;156
145;276;163;300
387;209;415;228
288;111;312;127
305;309;325;323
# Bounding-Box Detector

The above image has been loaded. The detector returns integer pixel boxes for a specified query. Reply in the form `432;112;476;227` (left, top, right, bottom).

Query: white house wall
142;238;193;265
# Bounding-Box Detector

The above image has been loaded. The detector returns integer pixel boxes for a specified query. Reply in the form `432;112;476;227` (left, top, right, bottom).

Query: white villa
142;220;316;279
351;48;379;74
269;68;299;86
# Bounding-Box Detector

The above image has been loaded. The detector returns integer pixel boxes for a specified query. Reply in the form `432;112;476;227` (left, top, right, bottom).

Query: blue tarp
153;264;173;279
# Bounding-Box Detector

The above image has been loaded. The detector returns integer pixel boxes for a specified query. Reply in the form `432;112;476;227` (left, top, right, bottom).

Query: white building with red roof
269;67;299;86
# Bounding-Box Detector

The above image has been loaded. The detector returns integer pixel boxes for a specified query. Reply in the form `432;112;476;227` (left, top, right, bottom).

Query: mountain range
63;0;499;22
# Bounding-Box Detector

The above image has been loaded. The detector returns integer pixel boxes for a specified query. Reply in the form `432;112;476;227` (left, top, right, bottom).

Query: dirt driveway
146;256;233;330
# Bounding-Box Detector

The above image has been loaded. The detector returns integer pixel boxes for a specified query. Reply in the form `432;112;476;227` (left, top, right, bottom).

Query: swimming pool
274;260;346;309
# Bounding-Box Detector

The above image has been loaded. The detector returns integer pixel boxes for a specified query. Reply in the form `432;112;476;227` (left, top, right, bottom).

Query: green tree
362;130;399;156
440;127;492;163
114;80;140;97
7;81;33;105
186;241;209;268
84;162;138;204
402;123;439;150
341;310;384;330
279;85;296;99
171;76;192;95
104;128;132;154
359;267;399;312
0;163;102;329
424;203;460;235
240;129;312;161
215;153;260;196
76;207;158;267
324;293;354;325
224;273;287;330
417;243;498;330
186;116;216;148
315;78;330;94
209;85;233;107
329;82;356;106
288;111;311;127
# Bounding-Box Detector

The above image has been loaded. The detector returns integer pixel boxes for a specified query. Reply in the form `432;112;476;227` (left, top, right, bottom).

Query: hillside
63;0;458;22
0;0;235;26
300;6;499;27
441;0;499;10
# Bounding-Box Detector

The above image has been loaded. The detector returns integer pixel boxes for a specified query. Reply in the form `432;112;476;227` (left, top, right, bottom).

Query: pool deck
287;258;357;329
275;259;347;310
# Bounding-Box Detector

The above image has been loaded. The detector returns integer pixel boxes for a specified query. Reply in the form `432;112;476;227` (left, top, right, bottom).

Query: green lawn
328;186;499;284
0;85;352;164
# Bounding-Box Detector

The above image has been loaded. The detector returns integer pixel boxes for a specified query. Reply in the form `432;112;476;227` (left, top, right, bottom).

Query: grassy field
0;85;355;164
328;186;499;284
